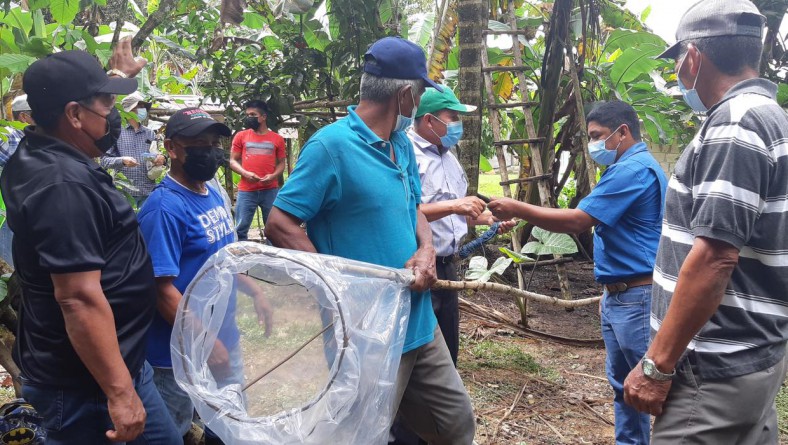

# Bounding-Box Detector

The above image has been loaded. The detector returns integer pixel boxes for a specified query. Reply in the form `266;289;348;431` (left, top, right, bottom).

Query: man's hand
623;361;673;416
497;219;518;234
121;156;139;167
105;388;146;442
260;174;277;183
252;292;273;337
208;339;230;379
153;155;166;166
452;196;486;219
109;37;147;78
487;197;526;221
243;171;262;182
404;246;437;292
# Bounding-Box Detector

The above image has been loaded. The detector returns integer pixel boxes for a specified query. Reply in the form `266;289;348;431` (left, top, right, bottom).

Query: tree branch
131;0;179;52
433;280;599;308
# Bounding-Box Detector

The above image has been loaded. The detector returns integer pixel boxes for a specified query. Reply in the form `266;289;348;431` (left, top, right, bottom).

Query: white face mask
394;88;416;133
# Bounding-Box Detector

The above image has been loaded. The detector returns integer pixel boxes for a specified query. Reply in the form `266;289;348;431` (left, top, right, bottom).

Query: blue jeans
235;189;278;241
21;361;180;444
601;285;652;445
154;345;245;441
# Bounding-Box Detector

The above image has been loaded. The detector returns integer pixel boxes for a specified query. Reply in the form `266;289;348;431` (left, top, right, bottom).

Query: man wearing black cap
266;36;475;445
0;40;181;444
623;1;788;442
137;108;272;444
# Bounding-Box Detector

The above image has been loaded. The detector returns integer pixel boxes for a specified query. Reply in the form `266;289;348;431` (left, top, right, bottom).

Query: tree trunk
455;0;485;195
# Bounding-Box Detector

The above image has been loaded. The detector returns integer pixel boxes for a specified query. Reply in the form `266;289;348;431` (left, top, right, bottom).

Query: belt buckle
605;282;628;293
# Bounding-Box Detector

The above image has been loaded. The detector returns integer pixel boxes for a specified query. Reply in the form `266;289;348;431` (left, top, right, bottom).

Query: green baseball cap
415;87;477;118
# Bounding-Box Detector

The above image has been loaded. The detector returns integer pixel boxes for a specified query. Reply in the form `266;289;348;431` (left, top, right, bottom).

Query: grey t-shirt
651;78;788;379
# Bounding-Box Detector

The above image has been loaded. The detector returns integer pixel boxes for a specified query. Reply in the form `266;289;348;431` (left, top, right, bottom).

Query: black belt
436;255;455;265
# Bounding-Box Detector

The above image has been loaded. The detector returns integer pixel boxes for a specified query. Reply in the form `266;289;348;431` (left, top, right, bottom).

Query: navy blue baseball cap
364;37;443;92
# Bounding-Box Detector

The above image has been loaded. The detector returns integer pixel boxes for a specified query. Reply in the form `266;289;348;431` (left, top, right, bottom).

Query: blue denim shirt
577;142;667;283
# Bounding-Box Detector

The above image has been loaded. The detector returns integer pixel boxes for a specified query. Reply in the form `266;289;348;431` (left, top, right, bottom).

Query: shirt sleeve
137;205;185;277
231;131;244;154
273;140;340;222
23;183;110;273
100;145;124;169
688;121;772;249
577;163;651;227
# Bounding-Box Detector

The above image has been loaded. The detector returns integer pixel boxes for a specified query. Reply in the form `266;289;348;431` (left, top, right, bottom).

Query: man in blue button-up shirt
489;101;667;445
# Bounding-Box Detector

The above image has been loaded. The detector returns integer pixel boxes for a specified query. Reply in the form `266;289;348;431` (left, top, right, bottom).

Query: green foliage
498;246;535;264
465;256;513;282
522;227;577;256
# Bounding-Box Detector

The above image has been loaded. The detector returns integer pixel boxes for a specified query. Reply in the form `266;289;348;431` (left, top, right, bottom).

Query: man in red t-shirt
229;100;286;240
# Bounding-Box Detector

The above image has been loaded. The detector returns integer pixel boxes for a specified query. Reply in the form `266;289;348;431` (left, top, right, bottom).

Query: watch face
642;360;655;376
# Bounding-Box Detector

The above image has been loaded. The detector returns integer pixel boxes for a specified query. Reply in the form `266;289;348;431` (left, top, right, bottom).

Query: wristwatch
641;357;676;381
107;69;128;78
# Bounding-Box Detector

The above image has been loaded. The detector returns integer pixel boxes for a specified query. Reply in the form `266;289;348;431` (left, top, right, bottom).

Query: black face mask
183;146;225;181
243;116;261;130
82;106;122;153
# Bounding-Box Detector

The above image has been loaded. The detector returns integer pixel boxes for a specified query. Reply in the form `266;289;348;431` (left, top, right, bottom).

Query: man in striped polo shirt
623;1;788;443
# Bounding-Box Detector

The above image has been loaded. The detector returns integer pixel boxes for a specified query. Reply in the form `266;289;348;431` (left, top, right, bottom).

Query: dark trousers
390;257;459;445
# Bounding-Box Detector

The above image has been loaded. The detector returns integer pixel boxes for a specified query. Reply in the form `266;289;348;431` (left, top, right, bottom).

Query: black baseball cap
23;50;138;113
658;0;765;59
364;37;443;92
165;108;231;139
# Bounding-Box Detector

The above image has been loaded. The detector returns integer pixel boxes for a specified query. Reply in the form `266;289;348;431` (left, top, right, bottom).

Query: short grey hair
360;73;425;103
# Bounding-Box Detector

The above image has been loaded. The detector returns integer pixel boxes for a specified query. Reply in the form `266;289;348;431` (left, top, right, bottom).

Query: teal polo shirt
274;106;437;353
577;142;667;283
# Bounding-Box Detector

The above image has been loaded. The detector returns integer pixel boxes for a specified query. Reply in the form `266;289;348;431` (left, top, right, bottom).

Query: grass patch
477;173;504;198
461;339;553;379
777;383;788;434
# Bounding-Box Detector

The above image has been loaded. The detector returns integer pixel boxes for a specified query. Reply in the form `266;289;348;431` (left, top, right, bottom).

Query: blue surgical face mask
136;108;148;121
588;125;623;166
394;88;417;133
677;52;707;114
429;114;464;148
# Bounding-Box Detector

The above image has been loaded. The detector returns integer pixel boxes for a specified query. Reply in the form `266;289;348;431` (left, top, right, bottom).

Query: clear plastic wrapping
171;242;413;444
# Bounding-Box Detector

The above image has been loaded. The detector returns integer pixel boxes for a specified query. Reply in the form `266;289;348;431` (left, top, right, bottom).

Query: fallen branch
489;381;528;444
565;371;607;382
434;280;600;308
580;400;614;426
537;414;566;443
457;296;604;347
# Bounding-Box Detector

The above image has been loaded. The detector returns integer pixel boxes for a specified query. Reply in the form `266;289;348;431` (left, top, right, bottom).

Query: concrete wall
647;142;683;176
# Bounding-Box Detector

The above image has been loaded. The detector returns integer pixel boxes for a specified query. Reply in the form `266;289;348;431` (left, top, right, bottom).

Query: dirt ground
457;251;788;444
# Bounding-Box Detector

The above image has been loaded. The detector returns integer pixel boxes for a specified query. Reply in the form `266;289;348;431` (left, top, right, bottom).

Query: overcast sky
624;0;788;43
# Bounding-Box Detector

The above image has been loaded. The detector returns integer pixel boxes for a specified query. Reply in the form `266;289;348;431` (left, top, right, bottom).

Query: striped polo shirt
651;78;788;379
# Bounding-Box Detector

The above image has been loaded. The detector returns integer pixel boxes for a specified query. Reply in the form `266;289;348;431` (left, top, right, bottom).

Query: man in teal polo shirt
488;101;667;445
265;37;475;445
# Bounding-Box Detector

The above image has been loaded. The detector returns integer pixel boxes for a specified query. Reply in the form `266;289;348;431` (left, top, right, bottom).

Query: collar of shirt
23;126;102;170
407;127;446;156
709;78;778;115
615;141;649;164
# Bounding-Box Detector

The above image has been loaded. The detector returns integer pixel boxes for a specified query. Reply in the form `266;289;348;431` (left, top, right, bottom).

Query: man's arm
487;197;597;234
420;196;486;222
228;150;261;182
623;236;738;415
153;276;181;325
265;207;317;253
51;271;145;442
404;207;437;291
261;157;286;183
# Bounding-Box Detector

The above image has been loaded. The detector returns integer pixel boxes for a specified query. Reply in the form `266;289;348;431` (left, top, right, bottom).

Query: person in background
1;95;35;167
101;91;165;208
0;43;180;444
488;101;667;445
390;86;515;445
229;99;286;240
265;36;476;445
624;1;788;443
138;108;272;445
